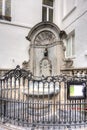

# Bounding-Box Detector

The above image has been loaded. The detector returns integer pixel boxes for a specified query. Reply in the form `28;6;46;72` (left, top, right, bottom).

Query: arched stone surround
25;22;66;76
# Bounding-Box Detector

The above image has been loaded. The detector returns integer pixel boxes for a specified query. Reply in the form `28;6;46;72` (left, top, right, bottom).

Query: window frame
42;0;54;22
63;0;77;20
65;31;75;59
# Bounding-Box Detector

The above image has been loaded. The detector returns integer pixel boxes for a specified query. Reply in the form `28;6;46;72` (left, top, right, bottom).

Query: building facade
0;0;87;75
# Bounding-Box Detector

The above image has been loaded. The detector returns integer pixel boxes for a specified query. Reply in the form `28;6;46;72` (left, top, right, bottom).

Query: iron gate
0;66;87;129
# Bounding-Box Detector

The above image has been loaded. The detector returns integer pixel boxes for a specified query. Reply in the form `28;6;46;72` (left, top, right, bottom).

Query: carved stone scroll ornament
34;30;56;46
63;58;73;68
22;61;29;70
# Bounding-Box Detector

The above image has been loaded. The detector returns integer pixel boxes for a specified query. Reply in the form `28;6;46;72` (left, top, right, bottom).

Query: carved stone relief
34;30;56;46
63;58;73;68
40;58;52;77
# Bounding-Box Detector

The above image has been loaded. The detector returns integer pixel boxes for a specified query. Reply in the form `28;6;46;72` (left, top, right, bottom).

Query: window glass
66;33;75;58
5;0;11;17
72;34;75;56
0;0;2;16
43;0;53;7
0;0;11;21
42;0;54;22
49;8;53;22
66;38;71;57
42;6;47;21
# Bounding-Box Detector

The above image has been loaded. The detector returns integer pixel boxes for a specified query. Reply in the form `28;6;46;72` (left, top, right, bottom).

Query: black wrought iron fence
0;65;87;129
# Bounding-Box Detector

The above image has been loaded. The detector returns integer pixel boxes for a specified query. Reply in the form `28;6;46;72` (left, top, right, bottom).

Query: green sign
67;81;86;100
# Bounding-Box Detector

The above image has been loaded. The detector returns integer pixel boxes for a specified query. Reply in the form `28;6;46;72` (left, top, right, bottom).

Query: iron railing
0;65;87;129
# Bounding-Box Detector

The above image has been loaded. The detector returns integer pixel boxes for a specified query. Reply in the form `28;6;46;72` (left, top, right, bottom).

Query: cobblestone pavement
0;123;87;130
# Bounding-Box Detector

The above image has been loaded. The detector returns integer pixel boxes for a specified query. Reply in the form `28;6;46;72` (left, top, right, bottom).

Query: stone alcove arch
26;22;60;42
25;22;67;76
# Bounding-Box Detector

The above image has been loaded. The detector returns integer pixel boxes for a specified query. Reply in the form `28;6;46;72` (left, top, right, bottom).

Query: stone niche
40;49;52;77
25;22;67;76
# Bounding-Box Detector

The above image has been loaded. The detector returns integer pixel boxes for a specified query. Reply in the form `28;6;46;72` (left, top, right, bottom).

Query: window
0;0;11;21
65;33;75;58
42;0;53;22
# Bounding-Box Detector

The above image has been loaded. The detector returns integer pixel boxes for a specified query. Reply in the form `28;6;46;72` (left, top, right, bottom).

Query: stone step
0;123;87;130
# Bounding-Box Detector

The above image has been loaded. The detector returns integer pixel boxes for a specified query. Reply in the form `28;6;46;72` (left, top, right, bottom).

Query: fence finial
16;65;20;69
